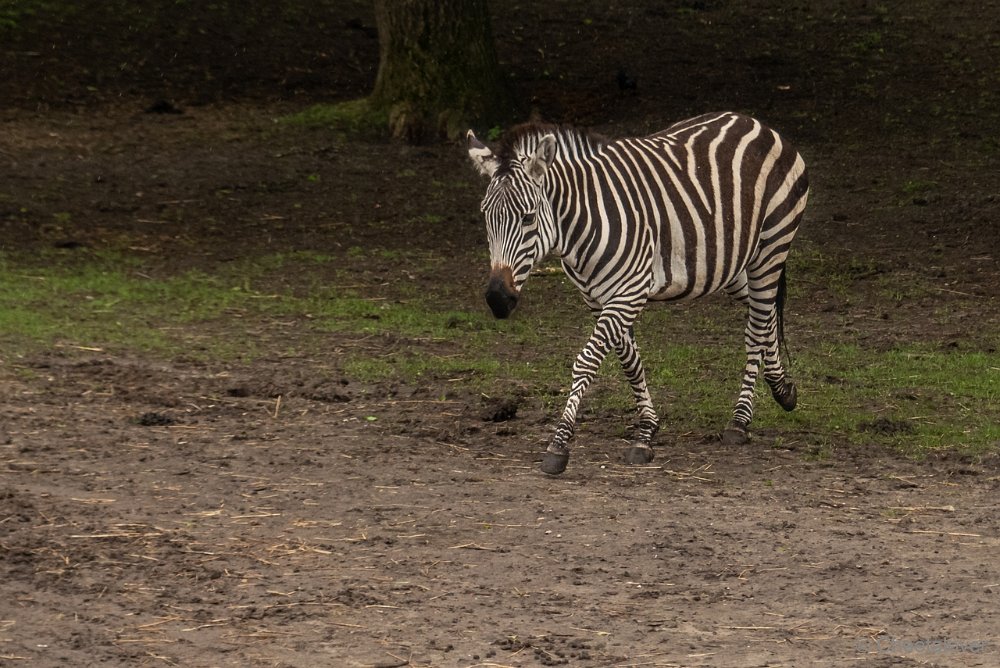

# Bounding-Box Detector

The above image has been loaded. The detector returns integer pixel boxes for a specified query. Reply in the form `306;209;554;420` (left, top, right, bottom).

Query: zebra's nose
485;267;518;319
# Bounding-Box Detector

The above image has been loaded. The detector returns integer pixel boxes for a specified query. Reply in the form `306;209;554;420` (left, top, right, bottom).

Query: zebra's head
467;129;557;319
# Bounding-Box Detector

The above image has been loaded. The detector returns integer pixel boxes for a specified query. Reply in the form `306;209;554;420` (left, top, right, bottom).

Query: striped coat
468;112;809;474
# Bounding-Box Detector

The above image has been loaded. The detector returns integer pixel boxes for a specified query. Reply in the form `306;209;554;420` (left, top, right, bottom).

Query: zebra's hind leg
723;353;760;446
765;367;797;411
722;271;756;445
724;268;796;445
764;268;797;412
615;329;659;465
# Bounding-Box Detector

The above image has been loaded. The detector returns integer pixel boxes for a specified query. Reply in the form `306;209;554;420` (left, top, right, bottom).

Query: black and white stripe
468;112;809;474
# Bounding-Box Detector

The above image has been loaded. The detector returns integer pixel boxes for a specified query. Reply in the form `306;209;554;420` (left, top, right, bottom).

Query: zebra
467;112;809;475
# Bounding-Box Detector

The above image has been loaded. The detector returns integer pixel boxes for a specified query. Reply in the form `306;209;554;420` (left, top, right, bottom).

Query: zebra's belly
648;250;690;300
648;282;708;302
647;244;744;302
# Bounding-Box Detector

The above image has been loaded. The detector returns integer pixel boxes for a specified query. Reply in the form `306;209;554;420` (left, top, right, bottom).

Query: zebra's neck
499;124;609;268
540;129;606;261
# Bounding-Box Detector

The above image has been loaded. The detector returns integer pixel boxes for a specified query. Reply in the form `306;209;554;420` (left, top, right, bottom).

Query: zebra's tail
776;265;792;367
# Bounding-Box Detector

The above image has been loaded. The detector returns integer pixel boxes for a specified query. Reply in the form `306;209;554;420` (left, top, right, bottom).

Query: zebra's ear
467;130;499;178
526;134;557;181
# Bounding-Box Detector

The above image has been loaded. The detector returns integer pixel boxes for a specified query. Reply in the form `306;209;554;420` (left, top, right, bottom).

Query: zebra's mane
496;123;607;169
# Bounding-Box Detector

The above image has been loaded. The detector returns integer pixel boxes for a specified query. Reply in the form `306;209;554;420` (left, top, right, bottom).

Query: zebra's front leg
615;331;660;465
541;312;629;475
540;340;609;474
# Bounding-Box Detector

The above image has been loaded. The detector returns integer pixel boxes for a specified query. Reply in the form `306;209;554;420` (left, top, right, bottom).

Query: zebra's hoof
540;451;570;475
772;381;798;412
624;444;654;465
721;424;749;446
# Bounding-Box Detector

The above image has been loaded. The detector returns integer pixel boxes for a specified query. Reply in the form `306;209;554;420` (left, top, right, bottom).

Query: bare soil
2;2;999;667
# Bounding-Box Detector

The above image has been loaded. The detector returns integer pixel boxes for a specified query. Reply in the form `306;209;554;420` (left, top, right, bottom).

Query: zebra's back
617;112;808;301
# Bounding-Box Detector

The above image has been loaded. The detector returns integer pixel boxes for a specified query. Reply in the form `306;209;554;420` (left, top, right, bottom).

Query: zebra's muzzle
485;267;518;319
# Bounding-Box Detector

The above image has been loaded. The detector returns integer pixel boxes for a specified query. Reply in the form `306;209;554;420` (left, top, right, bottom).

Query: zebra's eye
521;212;536;225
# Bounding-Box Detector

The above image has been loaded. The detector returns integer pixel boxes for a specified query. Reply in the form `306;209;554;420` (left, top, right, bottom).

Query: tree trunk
370;0;515;142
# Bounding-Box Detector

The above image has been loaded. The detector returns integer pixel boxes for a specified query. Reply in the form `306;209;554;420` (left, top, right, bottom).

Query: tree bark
370;0;514;142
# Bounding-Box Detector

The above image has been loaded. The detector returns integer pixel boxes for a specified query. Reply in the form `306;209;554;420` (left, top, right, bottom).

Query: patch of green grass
850;30;884;55
0;250;266;357
247;250;338;271
565;333;1000;457
3;246;996;458
0;247;499;357
280;99;387;136
481;301;1000;457
874;273;934;303
901;179;938;196
897;178;938;205
762;343;1000;456
0;0;73;31
789;246;883;298
786;241;937;305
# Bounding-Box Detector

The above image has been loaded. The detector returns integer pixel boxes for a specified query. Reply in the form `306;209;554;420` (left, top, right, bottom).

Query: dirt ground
2;2;999;667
